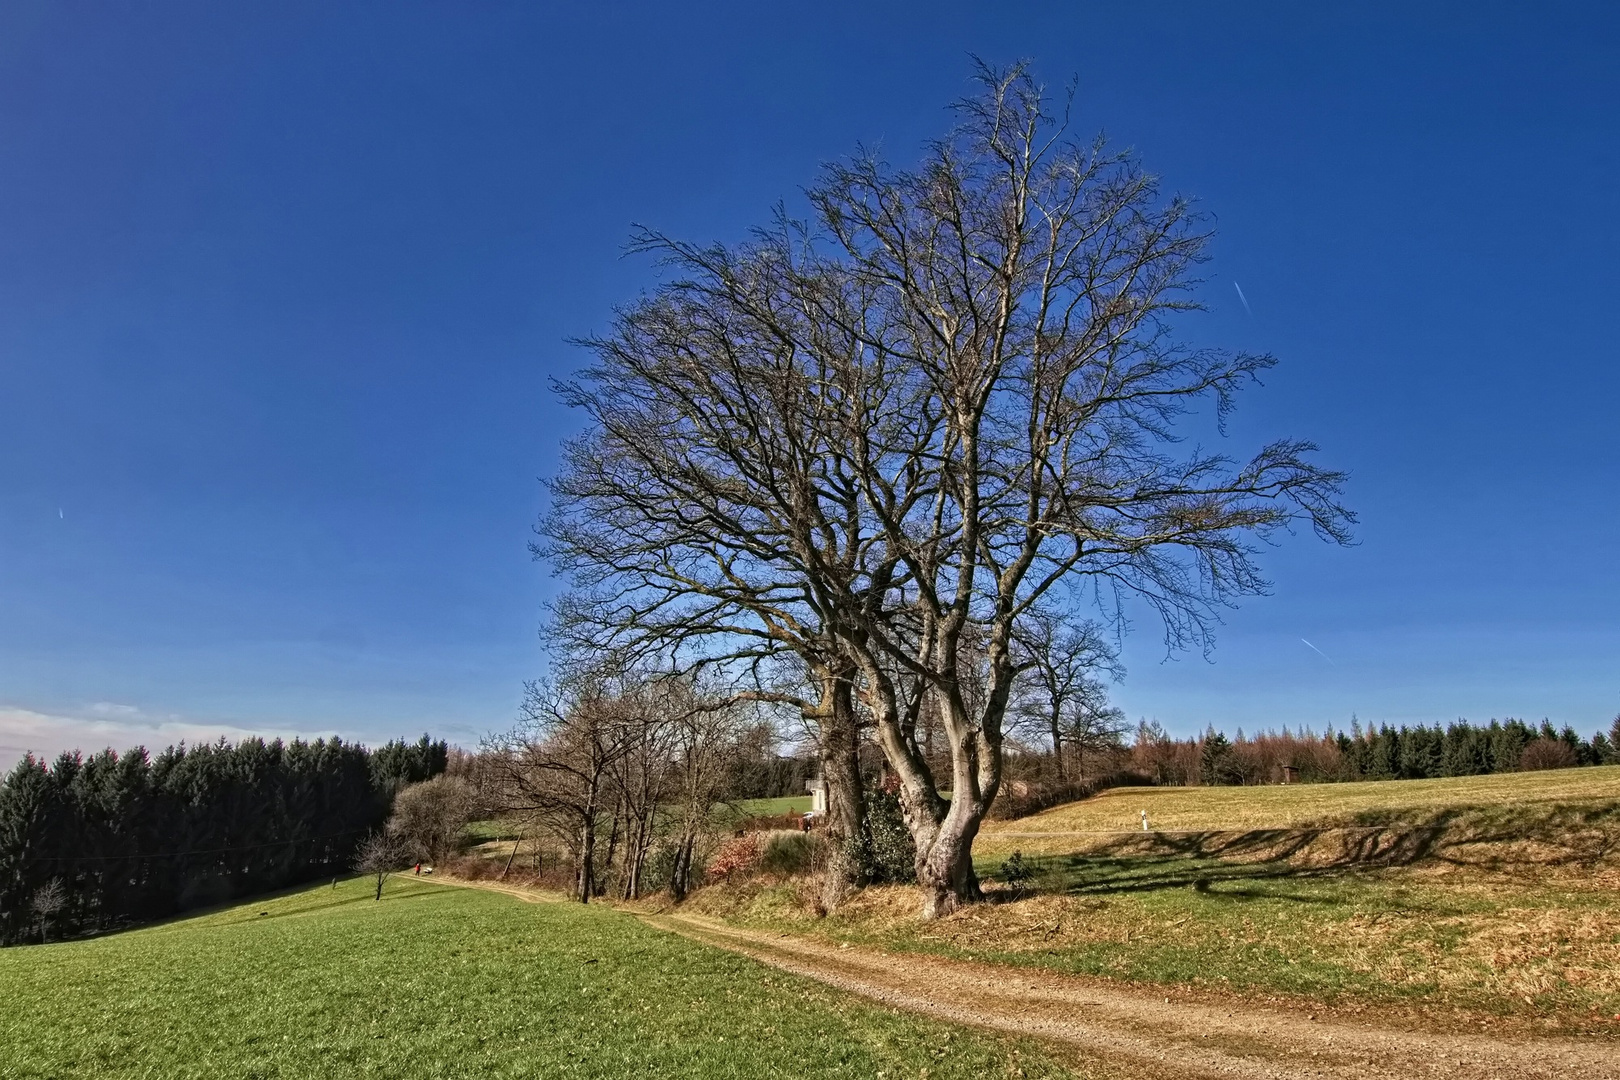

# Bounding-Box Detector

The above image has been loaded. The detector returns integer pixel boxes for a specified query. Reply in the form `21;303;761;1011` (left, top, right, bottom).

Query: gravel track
645;910;1618;1080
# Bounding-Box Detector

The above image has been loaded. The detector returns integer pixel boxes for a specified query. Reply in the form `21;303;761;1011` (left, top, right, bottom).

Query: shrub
998;851;1035;896
438;854;500;881
705;834;761;881
1519;737;1578;771
758;831;816;877
846;785;916;884
990;771;1148;820
639;844;679;894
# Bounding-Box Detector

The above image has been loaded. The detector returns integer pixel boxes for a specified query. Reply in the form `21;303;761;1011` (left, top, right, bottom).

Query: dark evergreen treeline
0;734;447;946
1334;717;1612;779
722;752;819;801
1182;716;1620;787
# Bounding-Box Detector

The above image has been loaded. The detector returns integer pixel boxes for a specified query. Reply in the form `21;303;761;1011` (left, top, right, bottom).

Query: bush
758;831;816;877
438;854;499;881
998;851;1035;896
990;771;1148;820
704;834;761;881
846;785;916;885
639;844;679;894
1519;737;1579;771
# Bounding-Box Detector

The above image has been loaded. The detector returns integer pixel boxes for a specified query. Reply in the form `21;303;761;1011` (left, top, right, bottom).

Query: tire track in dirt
643;911;1618;1080
419;875;564;904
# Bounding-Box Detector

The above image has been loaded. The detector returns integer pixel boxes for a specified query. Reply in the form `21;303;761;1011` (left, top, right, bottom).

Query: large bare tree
545;62;1352;917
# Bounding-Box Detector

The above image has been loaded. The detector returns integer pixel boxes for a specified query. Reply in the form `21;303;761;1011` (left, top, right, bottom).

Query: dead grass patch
685;848;1620;1026
988;766;1620;836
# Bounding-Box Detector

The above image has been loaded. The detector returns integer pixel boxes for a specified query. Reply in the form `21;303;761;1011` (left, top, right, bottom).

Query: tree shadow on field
1018;799;1620;904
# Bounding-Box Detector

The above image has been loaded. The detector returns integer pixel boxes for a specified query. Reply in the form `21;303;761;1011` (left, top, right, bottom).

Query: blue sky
2;2;1616;765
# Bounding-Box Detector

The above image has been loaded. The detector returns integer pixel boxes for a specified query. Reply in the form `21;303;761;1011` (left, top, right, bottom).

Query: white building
804;778;827;815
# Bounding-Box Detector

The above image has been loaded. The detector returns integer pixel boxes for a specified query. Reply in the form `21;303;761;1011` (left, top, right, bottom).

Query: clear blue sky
2;2;1616;765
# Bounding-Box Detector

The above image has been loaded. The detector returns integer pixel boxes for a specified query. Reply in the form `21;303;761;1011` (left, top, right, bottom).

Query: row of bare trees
538;62;1352;917
481;669;755;903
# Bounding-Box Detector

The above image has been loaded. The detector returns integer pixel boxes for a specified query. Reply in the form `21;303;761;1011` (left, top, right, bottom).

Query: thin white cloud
0;705;340;773
87;701;144;718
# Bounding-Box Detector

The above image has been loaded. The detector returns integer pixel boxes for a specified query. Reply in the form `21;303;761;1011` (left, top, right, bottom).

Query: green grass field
0;877;1084;1079
464;817;523;843
727;795;812;818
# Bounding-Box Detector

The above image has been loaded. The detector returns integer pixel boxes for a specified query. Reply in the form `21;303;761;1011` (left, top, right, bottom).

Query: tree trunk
1049;715;1066;781
914;800;985;918
601;804;622;897
622;801;656;900
865;662;1001;920
817;672;866;912
669;831;695;902
576;813;596;903
500;835;521;879
619;815;641;900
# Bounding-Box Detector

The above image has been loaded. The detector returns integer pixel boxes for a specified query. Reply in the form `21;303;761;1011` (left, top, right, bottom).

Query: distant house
804;778;828;815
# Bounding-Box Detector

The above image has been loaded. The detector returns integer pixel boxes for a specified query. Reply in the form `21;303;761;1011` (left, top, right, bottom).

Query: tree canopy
544;62;1353;915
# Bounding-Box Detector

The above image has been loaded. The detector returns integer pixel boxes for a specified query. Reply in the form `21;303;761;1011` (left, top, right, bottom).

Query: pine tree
0;734;445;945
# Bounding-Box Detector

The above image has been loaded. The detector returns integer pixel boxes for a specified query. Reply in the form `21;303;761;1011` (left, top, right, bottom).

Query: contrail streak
1234;281;1253;316
1300;638;1335;666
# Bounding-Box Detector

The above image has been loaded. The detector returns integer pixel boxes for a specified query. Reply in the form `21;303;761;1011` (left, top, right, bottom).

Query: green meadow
0;877;1082;1079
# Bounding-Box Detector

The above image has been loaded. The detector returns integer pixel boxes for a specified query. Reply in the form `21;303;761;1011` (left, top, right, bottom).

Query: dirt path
421;875;564;905
425;877;1614;1079
644;911;1618;1080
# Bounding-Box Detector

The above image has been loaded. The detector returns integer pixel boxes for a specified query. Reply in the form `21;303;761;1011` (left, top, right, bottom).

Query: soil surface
643;910;1619;1080
430;877;1616;1079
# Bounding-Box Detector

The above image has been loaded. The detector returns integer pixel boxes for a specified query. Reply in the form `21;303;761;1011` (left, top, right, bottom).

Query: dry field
691;767;1620;1031
985;765;1620;836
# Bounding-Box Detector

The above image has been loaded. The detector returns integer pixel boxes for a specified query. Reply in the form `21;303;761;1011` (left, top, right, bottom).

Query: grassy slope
693;768;1620;1029
733;795;813;816
466;796;815;848
984;765;1620;838
465;818;522;843
0;878;1084;1080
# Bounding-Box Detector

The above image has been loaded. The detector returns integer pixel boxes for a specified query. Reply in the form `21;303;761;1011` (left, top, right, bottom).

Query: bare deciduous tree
601;697;674;900
658;689;751;902
31;878;66;943
354;831;408;901
389;775;479;863
542;364;875;906
546;61;1352;917
1011;610;1126;782
487;675;644;902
